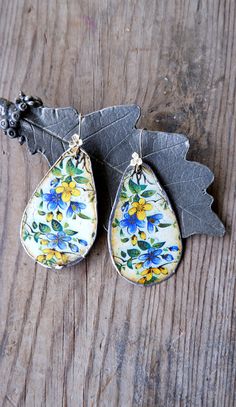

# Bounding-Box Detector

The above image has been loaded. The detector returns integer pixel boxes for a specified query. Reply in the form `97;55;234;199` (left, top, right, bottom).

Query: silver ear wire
129;129;144;171
78;112;82;138
139;128;143;158
69;113;83;152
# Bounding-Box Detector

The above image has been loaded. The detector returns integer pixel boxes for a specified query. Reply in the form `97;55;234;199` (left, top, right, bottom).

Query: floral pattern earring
108;152;183;286
20;128;97;269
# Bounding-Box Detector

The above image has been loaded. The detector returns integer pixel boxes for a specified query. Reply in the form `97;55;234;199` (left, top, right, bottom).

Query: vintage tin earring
108;152;183;286
21;117;97;269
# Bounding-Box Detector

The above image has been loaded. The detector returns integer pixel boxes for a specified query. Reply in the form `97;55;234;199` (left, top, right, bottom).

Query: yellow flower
46;212;53;222
131;235;137;245
138;266;169;283
57;211;63;221
37;254;46;263
58;254;68;266
40;239;48;245
135;262;143;269
140;269;153;281
140;231;146;240
128;198;152;220
42;249;68;265
43;248;63;260
158;266;168;275
56;181;80;202
138;276;149;284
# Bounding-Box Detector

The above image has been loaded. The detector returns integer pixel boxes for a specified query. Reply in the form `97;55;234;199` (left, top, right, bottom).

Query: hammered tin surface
21;146;97;269
108;163;182;285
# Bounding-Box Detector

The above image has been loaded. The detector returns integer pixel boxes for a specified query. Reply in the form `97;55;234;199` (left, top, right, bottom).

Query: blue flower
50;178;60;188
162;253;174;262
169;246;179;251
66;201;86;218
120;213;145;234
121;201;129;212
147;213;163;233
78;239;88;246
43;189;66;211
46;231;71;250
69;243;79;253
139;247;162;268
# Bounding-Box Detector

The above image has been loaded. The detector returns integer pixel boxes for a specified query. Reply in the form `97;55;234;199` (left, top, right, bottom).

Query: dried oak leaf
8;103;225;237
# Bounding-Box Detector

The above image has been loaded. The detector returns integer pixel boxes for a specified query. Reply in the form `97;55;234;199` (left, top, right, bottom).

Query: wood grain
0;1;235;406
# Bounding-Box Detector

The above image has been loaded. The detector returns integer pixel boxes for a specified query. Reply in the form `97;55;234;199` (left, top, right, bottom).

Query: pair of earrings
21;128;182;286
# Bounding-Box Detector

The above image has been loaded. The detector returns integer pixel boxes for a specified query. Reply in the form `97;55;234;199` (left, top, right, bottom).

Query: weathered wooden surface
0;1;235;406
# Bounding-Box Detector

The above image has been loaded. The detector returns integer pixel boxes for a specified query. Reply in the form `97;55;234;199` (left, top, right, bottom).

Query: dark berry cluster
0;91;42;143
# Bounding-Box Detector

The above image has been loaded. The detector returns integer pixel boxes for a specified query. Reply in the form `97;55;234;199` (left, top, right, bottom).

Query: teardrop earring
108;151;182;286
20;116;97;269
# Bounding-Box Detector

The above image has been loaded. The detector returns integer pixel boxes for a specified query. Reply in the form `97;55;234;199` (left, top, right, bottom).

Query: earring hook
69;113;83;151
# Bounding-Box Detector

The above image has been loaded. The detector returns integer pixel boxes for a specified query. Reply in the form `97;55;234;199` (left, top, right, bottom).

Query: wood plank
0;0;235;406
